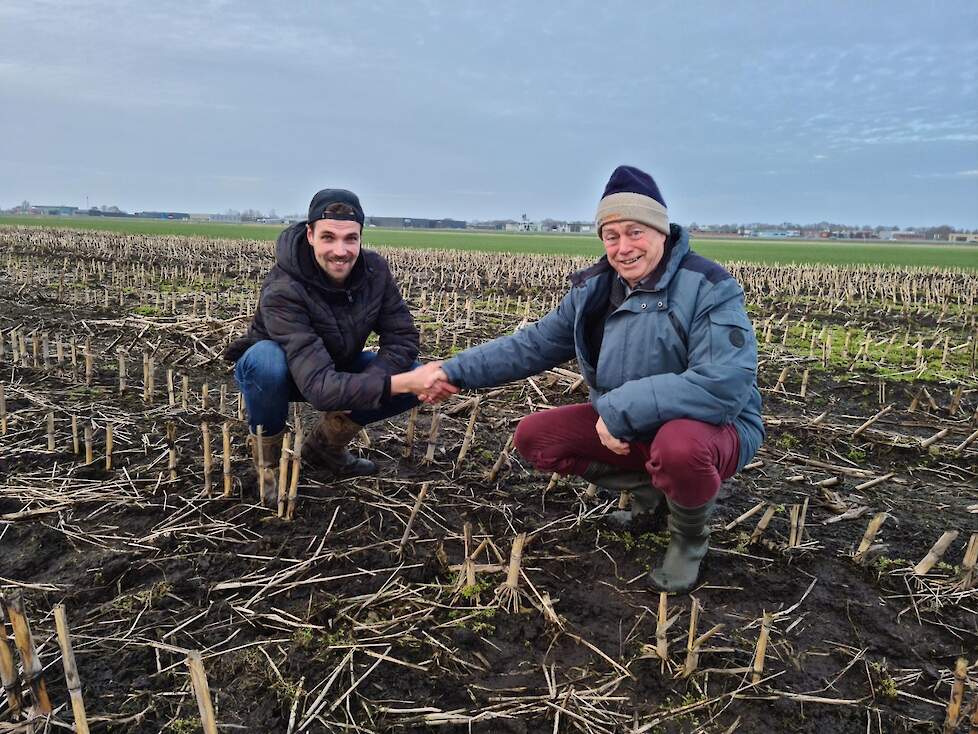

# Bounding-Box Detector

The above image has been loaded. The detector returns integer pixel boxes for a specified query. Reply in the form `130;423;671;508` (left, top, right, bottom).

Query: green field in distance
2;215;976;269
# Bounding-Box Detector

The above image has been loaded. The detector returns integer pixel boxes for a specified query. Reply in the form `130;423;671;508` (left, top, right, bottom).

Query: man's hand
419;365;458;403
595;416;629;455
391;362;459;403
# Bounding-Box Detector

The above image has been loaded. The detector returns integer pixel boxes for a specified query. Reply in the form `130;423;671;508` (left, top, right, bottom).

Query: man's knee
515;412;581;474
238;340;290;386
513;412;550;461
513;416;535;461
648;420;714;476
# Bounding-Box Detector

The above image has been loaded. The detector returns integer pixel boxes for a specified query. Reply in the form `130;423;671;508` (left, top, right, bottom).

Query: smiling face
306;219;362;285
600;220;667;287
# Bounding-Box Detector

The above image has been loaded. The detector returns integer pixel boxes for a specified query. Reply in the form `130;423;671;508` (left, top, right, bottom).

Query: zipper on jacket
667;311;688;344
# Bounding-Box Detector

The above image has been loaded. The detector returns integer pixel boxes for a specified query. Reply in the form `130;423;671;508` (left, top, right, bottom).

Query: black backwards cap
307;189;365;226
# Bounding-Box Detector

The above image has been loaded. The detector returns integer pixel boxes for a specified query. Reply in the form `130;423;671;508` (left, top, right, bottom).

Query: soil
1;230;977;733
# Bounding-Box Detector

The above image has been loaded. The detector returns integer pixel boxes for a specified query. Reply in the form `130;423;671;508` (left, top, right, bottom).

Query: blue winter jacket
441;224;764;472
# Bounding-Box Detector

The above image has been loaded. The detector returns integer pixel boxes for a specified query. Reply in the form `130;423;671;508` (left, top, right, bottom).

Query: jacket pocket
708;309;755;362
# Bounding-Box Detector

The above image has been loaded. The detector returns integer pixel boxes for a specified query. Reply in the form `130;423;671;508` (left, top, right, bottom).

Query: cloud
824;113;978;148
912;169;978;179
0;58;234;111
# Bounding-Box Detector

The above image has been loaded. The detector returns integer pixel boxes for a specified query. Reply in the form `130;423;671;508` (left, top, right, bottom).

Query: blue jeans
234;340;419;434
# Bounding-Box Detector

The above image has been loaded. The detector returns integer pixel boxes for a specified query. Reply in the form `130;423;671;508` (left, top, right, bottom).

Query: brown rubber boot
302;412;377;477
249;430;284;508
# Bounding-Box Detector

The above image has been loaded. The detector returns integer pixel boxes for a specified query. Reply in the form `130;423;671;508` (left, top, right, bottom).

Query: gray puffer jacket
441;225;764;471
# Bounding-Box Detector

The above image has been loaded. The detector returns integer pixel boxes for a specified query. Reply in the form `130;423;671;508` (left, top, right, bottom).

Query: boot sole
646;557;708;594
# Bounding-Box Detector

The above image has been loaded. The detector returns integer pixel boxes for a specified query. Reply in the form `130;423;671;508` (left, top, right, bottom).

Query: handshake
390;361;460;404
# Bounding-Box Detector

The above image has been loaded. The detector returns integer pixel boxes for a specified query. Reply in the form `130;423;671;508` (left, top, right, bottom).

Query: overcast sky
2;1;977;227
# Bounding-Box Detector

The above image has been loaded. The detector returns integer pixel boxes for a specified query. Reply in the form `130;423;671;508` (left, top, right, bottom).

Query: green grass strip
1;216;976;269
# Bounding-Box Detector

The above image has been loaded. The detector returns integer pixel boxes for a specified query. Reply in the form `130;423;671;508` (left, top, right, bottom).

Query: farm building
366;216;466;229
751;230;802;238
879;230;925;241
31;205;79;216
134;211;191;220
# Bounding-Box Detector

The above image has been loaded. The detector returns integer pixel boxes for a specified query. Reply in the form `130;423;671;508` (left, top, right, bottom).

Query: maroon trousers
513;403;740;508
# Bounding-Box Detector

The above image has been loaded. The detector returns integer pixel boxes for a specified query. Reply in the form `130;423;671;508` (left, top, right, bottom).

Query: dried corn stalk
495;533;527;613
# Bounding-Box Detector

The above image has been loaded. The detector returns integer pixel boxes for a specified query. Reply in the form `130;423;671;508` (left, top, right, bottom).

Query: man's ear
306;224;315;246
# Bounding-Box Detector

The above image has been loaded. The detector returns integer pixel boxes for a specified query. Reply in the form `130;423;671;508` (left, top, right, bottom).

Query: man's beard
317;254;355;283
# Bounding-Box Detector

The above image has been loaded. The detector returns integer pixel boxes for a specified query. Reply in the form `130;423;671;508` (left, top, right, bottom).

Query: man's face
306;219;361;285
601;220;666;287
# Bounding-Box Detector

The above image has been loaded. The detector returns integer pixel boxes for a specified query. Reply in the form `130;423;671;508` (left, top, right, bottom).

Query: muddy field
1;225;977;733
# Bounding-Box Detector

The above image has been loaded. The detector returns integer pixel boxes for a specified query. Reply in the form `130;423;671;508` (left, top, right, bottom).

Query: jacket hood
275;221;368;295
570;223;689;290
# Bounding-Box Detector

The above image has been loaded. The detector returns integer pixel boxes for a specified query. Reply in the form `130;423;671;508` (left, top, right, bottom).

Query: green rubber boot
648;498;716;593
581;462;663;530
